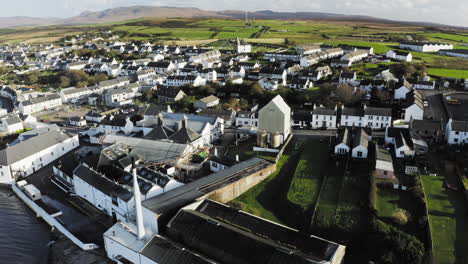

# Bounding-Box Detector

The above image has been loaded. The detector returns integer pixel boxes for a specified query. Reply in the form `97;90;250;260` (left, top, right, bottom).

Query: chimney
132;159;145;240
236;154;239;163
214;147;218;157
157;113;163;125
182;115;188;129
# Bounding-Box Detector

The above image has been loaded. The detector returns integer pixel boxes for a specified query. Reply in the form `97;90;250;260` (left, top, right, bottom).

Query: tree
59;76;71;88
249;82;264;97
336;84;354;103
222;98;240;111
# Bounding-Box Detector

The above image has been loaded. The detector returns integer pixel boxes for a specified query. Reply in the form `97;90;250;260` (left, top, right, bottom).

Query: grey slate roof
364;107;392;116
0;130;75;166
73;164;133;202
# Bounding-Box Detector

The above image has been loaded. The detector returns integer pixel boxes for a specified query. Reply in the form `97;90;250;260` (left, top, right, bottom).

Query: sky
1;0;467;27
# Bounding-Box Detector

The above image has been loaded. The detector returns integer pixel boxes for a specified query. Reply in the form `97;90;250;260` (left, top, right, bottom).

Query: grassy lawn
313;162;345;224
422;175;468;264
287;140;328;211
428;68;468;79
229;141;300;225
230;138;335;230
376;187;399;218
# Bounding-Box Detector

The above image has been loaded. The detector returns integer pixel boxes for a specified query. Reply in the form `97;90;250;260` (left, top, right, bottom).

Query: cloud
0;0;466;27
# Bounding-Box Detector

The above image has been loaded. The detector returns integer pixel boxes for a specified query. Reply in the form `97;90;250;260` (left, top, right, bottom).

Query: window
212;162;218;168
357;151;363;157
51;152;54;156
62;147;65;151
400;151;405;155
384;171;387;176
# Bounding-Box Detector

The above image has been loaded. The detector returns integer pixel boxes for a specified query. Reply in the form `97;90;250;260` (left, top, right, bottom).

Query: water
0;186;50;264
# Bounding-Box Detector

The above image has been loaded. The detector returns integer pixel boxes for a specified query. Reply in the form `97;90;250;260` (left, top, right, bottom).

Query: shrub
392;208;411;225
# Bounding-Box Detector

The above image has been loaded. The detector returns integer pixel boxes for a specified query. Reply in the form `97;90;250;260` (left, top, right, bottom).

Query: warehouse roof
0;130;75;166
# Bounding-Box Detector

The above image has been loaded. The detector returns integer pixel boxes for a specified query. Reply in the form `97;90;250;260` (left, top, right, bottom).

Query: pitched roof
73;164;133;202
364;107;392;116
0;130;75;166
352;129;369;149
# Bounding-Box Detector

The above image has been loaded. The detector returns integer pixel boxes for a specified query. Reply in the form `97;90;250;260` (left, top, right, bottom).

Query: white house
413;81;435;90
334;128;351;155
446;119;468;145
340;106;364;127
386;50;412;62
404;93;424;121
296;45;321;56
104;87;136;107
339;72;357;84
300;54;319;67
194;95;220;110
364;106;392;129
165;75;206;87
85;110;105;123
0;129;79;184
394;131;415;158
0;114;24;134
394;80;413;100
60;87;92;103
69;116;87;127
312;105;337;129
18;94;62;115
351;129;369;159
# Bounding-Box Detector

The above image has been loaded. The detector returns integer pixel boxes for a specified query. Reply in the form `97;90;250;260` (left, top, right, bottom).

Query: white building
386;50;412;62
18;94;62;115
104;87;136;107
312;105;337;129
194;95;220;110
339;72;357;84
394;80;413;100
364;106;392;129
235;38;252;54
334;128;351;155
165;75;206;87
60;87;92;103
257;95;291;148
0;129;79;184
438;49;468;58
0;114;24;134
413;81;435;90
399;42;453;52
446;119;468;145
340;106;364;127
351;129;369;159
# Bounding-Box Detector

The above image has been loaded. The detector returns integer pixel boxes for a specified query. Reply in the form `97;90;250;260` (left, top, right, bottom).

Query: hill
0;5;465;29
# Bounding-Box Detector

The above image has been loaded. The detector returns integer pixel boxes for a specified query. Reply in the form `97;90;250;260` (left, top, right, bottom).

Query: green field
419;33;468;43
422;175;468;264
287;140;328;211
428;68;468;79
